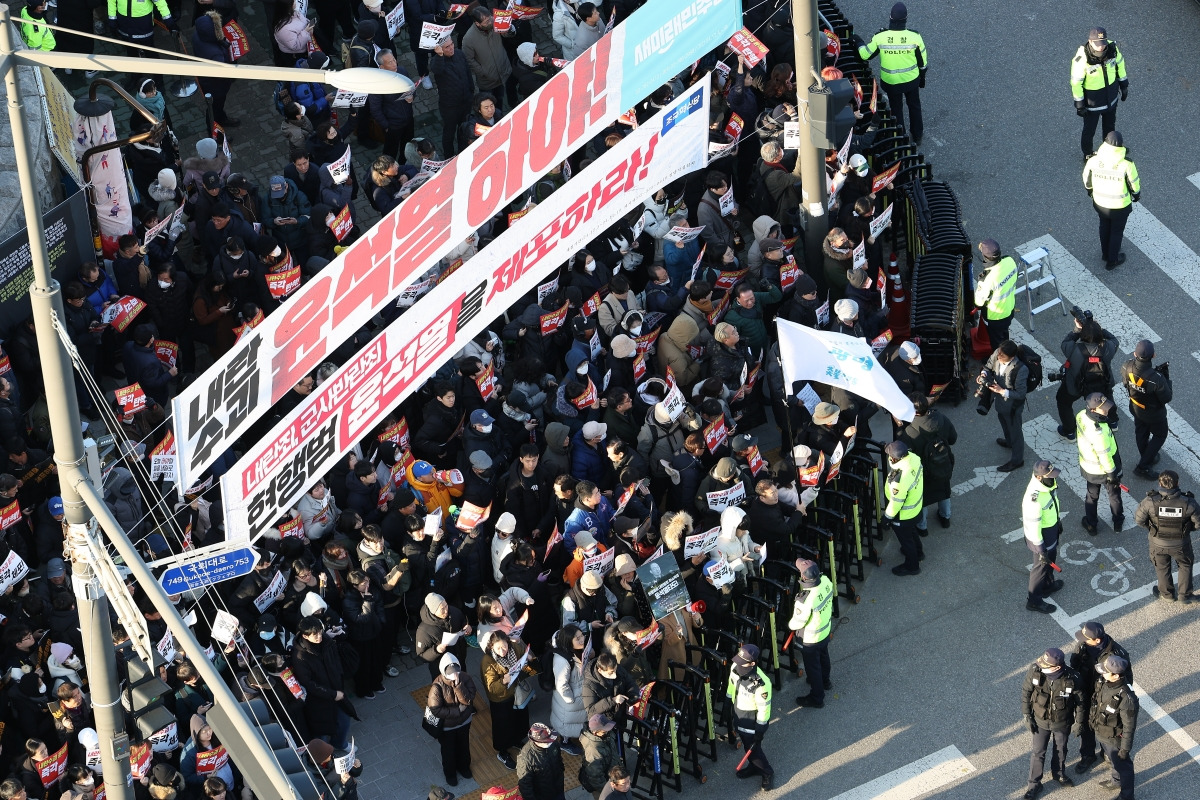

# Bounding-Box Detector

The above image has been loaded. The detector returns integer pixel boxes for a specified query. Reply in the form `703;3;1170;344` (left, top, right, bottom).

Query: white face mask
270;247;282;258
584;260;595;273
158;280;172;289
38;683;46;694
229;251;243;260
65;656;82;670
325;214;335;227
298;105;306;116
630;325;642;336
576;364;588;375
480;424;493;434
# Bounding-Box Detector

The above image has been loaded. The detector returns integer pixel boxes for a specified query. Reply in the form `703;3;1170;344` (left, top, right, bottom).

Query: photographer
976;340;1029;473
1054;313;1119;440
1121;340;1173;479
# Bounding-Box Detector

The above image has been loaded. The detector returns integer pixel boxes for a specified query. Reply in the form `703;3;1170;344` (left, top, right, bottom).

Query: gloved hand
167;18;181;34
918;72;926;89
1037;552;1053;566
107;17;119;36
1105;474;1119;486
1075;101;1087;117
1117;750;1129;760
851;34;866;51
1026;716;1037;734
1120;86;1129;102
169;219;187;241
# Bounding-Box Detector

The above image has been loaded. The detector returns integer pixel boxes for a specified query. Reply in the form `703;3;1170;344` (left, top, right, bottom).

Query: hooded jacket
319;164;356;224
290;633;346;738
414;603;469;667
104;467;146;540
553;0;582;60
463;22;512;91
427;653;478;729
716;507;757;575
542;421;572;476
822;235;854;303
657;314;702;390
746;215;780;281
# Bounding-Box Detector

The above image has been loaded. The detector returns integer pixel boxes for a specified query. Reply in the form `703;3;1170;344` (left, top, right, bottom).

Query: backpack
1015;344;1043;394
1076;342;1112;392
923;436;952;474
273;81;293;116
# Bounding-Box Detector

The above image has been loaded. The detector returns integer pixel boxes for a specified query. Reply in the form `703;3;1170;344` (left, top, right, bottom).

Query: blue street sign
159;547;259;595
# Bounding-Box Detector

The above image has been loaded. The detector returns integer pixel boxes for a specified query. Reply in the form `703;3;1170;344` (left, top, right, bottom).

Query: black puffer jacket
290;635;346;739
517;739;566;800
414;604;468;669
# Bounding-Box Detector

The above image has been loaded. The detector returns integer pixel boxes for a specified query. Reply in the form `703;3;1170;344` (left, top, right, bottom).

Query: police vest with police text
1150;490;1192;539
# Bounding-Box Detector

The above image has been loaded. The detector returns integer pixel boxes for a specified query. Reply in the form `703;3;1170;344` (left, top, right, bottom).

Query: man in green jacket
723;280;781;360
19;1;56;51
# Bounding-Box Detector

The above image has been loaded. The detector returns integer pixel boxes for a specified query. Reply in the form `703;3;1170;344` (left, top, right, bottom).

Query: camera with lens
1047;369;1065;383
1070;305;1093;325
974;368;997;399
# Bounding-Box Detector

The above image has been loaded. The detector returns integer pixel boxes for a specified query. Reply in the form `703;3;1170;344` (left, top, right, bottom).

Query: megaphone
688;601;706;614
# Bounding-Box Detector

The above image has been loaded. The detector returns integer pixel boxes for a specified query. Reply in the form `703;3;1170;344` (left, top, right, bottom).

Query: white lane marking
1047;564;1200;769
1123;204;1200;307
1187;172;1200;192
951;466;1012;496
1016;235;1160;347
1193;351;1200;367
1011;320;1063;376
825;745;975;800
1003;512;1070;543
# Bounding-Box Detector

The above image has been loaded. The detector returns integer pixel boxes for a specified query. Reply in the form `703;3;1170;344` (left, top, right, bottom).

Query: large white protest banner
222;82;713;540
171;0;742;491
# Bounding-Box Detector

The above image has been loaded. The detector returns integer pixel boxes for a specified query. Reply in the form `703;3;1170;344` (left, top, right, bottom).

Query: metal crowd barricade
628;713;666;800
746;575;792;684
821;488;865;591
656;682;708;783
732;593;781;688
810;499;858;606
691;631;739;744
667;659;719;766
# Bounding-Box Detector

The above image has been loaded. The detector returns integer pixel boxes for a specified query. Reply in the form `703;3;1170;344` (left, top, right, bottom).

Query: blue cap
49;496;64;516
413;460;434;479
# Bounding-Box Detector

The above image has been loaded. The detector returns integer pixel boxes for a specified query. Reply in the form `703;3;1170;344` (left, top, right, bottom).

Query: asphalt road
712;1;1200;798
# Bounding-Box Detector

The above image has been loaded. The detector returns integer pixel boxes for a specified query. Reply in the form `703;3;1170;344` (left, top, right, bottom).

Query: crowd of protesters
0;1;931;799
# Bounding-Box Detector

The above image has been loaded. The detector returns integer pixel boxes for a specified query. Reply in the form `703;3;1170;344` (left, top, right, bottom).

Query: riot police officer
883;440;924;577
1076;393;1123;534
789;559;834;709
1134;470;1200;603
726;644;774;790
1022;461;1064;614
1069;621;1133;774
1088;655;1138;799
1021;648;1083;799
1121;340;1173;479
1070;27;1129;159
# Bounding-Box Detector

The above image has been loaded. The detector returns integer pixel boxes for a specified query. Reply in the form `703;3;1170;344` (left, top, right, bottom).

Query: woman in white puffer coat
550;625;588;754
716;506;762;584
553;0;582;60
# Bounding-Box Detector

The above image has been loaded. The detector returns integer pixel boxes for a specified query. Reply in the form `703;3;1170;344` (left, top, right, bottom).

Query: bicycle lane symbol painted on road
1058;539;1137;597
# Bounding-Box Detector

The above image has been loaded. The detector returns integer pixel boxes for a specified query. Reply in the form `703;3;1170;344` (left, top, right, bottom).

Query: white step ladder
1019;247;1068;331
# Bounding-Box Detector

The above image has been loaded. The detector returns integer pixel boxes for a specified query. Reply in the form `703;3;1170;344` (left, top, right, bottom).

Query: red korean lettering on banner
723;112;743;142
277;516;304;539
510;3;542;20
633;328;660;354
713;268;747;291
539;302;569;336
872;162;900;193
223;21;250;60
727;27;768;68
780;255;800;291
280;667;307;699
149;429;176;457
266;260;302;300
155;340;179;368
115;383;147;416
195;746;230;775
703;416;728;453
0;500;21;530
746;445;766;476
633;352;647;382
473;361;499;401
493;8;513;32
507;206;531;226
456;501;491;531
581;291;602;317
331;205;354;242
570;379;598;410
36;743;68;788
233;308;264;341
129;743;152;779
105;295;146;333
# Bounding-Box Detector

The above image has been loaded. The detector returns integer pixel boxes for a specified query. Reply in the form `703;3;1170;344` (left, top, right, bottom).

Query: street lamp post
0;6;413;798
792;0;832;278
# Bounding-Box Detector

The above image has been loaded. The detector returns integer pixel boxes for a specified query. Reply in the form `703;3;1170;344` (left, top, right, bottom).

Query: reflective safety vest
727;667;772;727
1022;476;1061;546
884;452;923;520
789;575;833;644
1070;44;1127;109
859;28;928;85
1084;143;1140;210
18;8;56;52
1076;409;1117;477
973;256;1018;320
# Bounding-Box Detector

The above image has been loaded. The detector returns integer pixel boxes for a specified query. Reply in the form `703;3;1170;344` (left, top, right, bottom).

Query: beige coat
657;314;703;391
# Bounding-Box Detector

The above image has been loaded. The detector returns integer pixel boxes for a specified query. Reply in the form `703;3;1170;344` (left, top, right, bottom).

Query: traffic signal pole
792;0;832;277
0;10;134;798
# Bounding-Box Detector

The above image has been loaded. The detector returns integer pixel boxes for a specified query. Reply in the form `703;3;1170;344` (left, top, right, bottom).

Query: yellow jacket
407;463;462;519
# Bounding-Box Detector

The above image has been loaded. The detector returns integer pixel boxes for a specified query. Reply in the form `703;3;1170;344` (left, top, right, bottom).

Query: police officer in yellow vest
726;644;774;790
1083;131;1139;270
1070;27;1128;159
853;3;929;143
789;559;833;709
1023;460;1064;614
973;238;1019;350
108;0;179;50
883;440;924;577
18;1;55;52
1077;393;1123;535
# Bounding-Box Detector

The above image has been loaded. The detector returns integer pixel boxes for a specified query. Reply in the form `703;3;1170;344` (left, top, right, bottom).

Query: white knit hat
156;168;177;191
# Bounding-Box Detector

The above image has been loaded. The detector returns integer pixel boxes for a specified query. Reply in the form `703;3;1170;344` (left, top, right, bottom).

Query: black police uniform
1021;664;1083;795
1134;487;1200;601
1120;356;1172;475
1088;676;1138;799
1069;635;1132;766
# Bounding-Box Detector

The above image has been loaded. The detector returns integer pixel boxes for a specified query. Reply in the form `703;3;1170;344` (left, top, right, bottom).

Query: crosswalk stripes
1124;204;1200;306
1188;171;1200;192
1014;234;1160;347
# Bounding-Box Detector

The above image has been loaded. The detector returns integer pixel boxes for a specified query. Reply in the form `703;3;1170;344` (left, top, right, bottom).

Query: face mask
325;214;335;227
229;251;243;260
270;247;282;258
446;672;459;682
584;261;596;273
630;325;642;336
298;105;306;116
259;630;276;640
480;424;493;434
576;365;589;376
38;683;46;694
158;280;172;289
65;656;82;670
17;585;29;597
1040;477;1056;488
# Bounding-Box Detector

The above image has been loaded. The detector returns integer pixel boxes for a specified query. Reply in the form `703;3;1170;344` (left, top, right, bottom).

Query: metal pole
792;0;831;278
0;6;132;797
72;478;301;800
